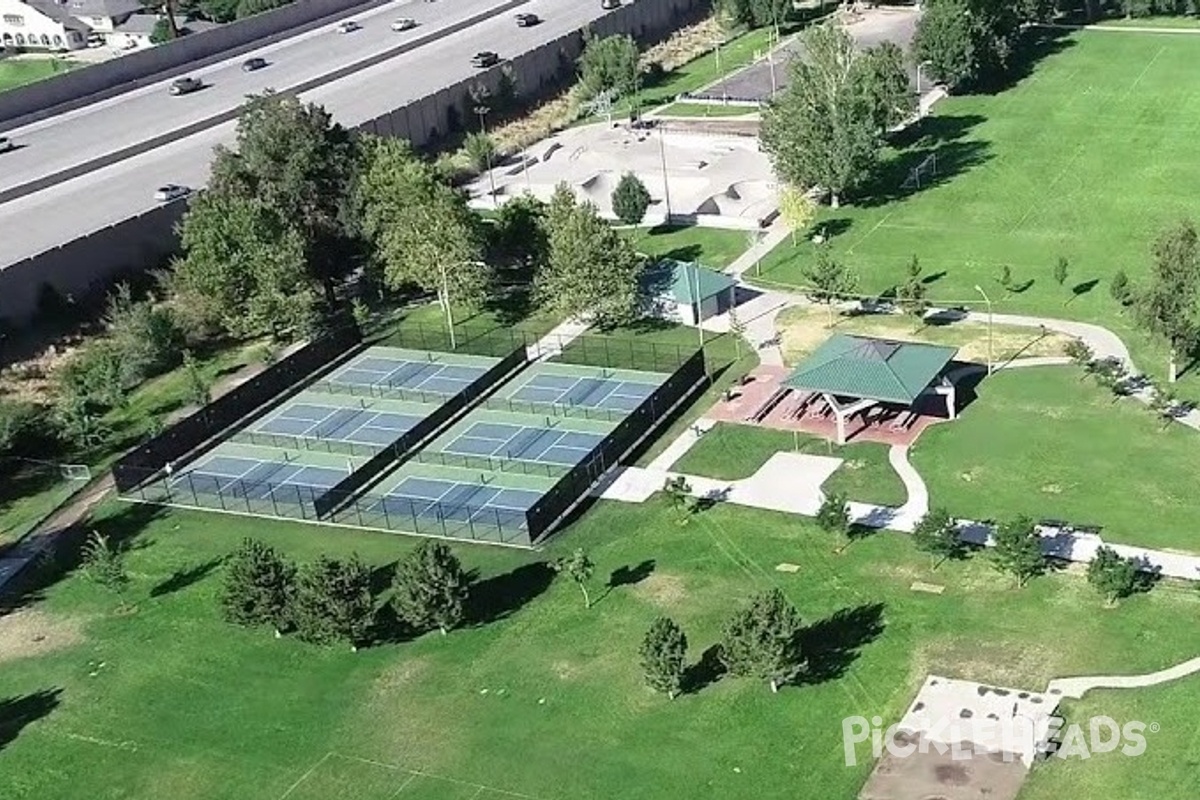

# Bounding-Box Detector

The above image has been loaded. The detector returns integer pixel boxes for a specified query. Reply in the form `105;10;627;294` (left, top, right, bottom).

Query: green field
0;58;77;93
755;30;1200;388
670;422;907;506
2;497;1199;799
630;224;751;269
912;366;1200;552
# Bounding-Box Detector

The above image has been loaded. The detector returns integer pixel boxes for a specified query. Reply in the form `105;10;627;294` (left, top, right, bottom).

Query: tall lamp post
440;261;457;351
474;105;496;203
916;60;932;117
974;284;993;375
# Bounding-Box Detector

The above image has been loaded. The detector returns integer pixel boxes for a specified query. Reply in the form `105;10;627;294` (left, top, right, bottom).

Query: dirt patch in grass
776;306;1074;365
632;573;687;608
916;638;1064;690
0;607;86;663
372;656;431;697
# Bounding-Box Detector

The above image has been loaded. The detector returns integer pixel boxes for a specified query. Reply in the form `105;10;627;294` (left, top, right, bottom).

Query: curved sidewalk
1048;656;1200;700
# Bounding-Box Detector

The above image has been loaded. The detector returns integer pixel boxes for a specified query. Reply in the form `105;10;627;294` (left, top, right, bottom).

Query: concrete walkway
528;316;591;361
1047;656;1200;700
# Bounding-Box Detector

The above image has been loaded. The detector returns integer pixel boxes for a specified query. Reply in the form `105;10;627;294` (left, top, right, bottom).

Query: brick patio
708;365;951;447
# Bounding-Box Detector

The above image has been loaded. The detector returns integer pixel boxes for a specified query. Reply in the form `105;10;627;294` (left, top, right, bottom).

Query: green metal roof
643;259;736;305
784;333;957;405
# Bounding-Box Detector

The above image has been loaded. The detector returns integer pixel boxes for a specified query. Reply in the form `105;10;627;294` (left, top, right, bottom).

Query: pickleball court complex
117;329;707;546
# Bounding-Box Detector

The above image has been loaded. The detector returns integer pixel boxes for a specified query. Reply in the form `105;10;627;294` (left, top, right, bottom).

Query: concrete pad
909;581;944;594
728;451;841;515
775;562;801;573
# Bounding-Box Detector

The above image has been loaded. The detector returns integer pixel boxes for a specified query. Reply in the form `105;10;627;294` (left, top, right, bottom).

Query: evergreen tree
815;491;852;548
719;588;804;693
610;172;652;227
289;555;375;650
391;540;472;635
639;616;688;699
220;538;296;634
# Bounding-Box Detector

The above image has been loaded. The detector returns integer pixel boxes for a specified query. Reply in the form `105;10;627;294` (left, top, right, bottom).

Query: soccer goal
901;153;938;190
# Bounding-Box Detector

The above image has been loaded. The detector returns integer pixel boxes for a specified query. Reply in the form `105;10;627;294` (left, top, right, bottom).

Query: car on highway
169;77;203;96
334;20;360;34
601;0;620;8
242;57;268;72
0;136;13;153
390;17;417;31
515;12;540;26
153;185;191;203
470;51;500;68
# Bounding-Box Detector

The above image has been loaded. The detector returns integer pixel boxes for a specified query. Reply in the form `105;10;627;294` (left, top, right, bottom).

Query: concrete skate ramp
579;172;620;202
697;180;775;218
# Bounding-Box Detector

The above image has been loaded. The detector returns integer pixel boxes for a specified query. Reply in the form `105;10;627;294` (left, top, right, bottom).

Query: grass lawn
775;305;1075;366
0;58;77;93
2;497;1199;799
1094;15;1200;28
753;30;1200;389
630;224;751;269
670;422;907;506
654;102;758;118
911;365;1200;552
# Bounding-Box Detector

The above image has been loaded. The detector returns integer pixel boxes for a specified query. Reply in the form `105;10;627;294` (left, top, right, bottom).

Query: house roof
642;258;735;305
784;333;957;405
63;0;142;19
22;0;80;25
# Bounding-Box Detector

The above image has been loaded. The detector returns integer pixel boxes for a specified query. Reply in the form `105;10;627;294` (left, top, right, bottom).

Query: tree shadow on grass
465;561;556;626
797;602;886;685
973;28;1077;96
149;556;224;598
609;559;655;589
0;689;62;752
858;134;992;209
682;643;726;696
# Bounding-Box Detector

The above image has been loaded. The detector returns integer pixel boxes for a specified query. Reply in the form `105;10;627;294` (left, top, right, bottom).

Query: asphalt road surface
693;7;920;102
0;0;625;268
0;0;513;196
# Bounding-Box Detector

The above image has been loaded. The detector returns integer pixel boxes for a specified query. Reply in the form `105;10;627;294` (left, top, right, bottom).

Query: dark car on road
515;12;539;26
470;51;500;68
169;76;203;95
242;57;267;72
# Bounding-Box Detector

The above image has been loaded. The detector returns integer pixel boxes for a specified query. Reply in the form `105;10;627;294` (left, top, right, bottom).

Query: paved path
1047;656;1200;700
528;316;590;361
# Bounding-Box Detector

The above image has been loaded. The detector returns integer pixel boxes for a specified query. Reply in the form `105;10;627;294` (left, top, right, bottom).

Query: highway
0;0;518;197
0;0;625;268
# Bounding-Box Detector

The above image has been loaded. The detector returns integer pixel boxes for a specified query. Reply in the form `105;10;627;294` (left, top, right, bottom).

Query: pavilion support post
823;394;877;446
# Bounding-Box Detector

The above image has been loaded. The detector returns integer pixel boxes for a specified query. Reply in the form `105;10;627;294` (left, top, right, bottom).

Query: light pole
474;105;496;203
657;126;672;221
440;261;457;351
916;60;932;116
974;284;993;375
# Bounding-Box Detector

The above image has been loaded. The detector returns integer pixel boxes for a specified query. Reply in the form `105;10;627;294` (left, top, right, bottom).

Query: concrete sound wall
0;0;706;325
0;0;387;130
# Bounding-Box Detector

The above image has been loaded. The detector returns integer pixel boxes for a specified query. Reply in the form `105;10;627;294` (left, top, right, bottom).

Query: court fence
227;430;384;459
478;394;627;423
111;323;363;493
409;448;570;480
379;322;529;360
310;344;530;518
524;346;708;541
541;333;699;374
122;471;530;546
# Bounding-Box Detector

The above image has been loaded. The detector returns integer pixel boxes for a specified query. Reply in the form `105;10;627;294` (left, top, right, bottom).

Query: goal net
901;153;938;190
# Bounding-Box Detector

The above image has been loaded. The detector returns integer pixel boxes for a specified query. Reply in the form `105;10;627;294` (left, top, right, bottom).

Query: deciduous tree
1135;220;1200;383
639;616;688;699
911;507;963;569
815;491;852;549
990;515;1045;587
578;33;640;102
391;539;472;635
1086;546;1138;605
554;548;595;609
663;475;693;523
719;588;804;693
81;530;130;609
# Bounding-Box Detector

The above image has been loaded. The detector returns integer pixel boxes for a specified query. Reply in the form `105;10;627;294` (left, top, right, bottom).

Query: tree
913;0;978;89
537;186;645;327
174;193;317;339
490;193;548;268
577;33;640;103
728;306;748;360
1053;256;1070;290
1063;338;1093;370
1148;385;1177;429
220;538;295;634
914;0;1043;91
150;16;180;44
463;131;496;174
357;137;488;335
896;254;929;325
554;548;595;609
815;491;852;549
802;246;858;326
1110;269;1132;306
104;284;184;388
1135;220;1200;383
207;91;360;304
611;172;652;228
996;264;1014;293
778;184;816;246
911;507;963;568
663;475;693;523
52;392;110;450
289;555;374;649
81;530;130;609
391;539;471;635
639;616;688;699
761;24;909;208
716;0;790;30
719;588;804;693
857;41;912;131
1087;546;1138;605
990;515;1045;587
57;342;127;411
182;350;210;406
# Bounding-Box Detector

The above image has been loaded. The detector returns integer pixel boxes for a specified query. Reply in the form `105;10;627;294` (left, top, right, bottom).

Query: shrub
463;131;497;173
1109;269;1132;306
104;284;185;387
57;342;127;410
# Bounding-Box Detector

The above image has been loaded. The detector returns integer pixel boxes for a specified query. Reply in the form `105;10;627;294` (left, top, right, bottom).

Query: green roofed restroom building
641;258;736;326
784;334;960;444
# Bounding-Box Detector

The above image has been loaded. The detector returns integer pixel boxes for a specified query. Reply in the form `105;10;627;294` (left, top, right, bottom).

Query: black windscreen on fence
111;324;363;493
523;347;706;541
311;344;529;519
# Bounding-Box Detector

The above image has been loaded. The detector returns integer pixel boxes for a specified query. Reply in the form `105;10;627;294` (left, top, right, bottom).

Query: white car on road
391;17;417;31
334;20;360;34
154;185;191;203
